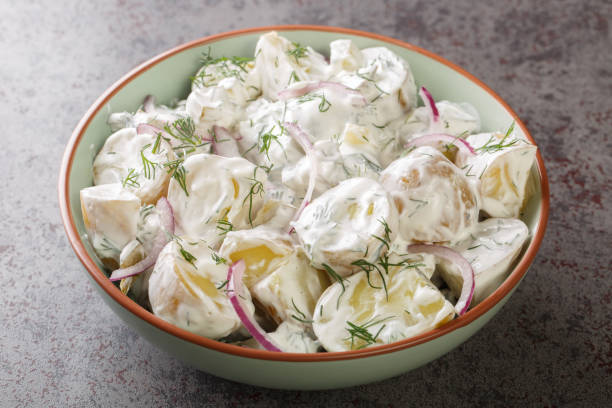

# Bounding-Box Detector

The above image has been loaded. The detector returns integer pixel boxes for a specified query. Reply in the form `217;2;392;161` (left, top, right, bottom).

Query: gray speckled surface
1;0;611;406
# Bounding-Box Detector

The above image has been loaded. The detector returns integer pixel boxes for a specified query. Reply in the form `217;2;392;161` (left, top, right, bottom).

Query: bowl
58;25;549;390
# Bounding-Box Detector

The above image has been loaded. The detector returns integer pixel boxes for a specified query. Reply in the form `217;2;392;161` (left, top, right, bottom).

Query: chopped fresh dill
242;166;265;226
373;218;392;249
151;133;162;154
192;47;254;86
344;315;395;350
216;279;228;289
356;70;389;99
476;122;518;154
216;210;233;236
140;148;157;179
210;248;227;265
164;117;200;147
372;122;389;129
257;124;285;159
288;70;300;85
100;237;119;253
122;168;140;188
140;204;155;219
359;154;382;173
297;93;332;112
351;258;387;300
371;92;385;103
287;41;308;63
178;244;197;268
479;164;488;179
322;263;345;309
464;164;476;177
290;298;314;324
318;93;331;112
407;198;429;217
163;159;189;196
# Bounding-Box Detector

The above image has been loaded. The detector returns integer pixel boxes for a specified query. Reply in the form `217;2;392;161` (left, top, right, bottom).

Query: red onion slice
211;125;241;157
227;260;282;352
142;95;155;113
278;81;367;106
406;133;476;155
406;244;474;315
109;197;175;282
137;123;171;139
284;123;317;232
419;86;439;123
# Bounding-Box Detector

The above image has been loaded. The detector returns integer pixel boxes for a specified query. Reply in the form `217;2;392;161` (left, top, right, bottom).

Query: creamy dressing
380;146;479;243
148;238;249;339
93;127;175;204
293;177;399;276
81;32;537;351
455;131;537;218
438;217;529;304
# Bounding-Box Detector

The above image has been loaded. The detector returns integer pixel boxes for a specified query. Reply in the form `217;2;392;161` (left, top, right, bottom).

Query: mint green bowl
58;25;549;390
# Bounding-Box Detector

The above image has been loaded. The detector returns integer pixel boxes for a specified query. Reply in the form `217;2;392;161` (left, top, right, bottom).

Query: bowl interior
63;27;546;358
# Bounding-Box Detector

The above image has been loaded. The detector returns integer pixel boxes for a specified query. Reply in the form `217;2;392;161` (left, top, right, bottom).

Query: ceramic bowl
58;25;549;390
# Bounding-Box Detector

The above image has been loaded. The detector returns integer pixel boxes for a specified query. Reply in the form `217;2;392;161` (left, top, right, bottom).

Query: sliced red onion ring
110;197;175;282
406;133;476;155
283;122;317;232
137;123;171;139
211;125;241;157
278;81;367;106
406;244;474;315
142;95;155;113
419;86;439;123
227;260;282;352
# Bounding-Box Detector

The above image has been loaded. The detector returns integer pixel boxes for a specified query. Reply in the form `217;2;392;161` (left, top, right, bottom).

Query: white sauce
82;31;537;352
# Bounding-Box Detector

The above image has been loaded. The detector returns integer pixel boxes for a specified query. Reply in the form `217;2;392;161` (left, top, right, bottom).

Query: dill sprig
290;298;314;324
122;168;140;188
297;93;331;112
139;204;155;219
351;258;388;299
476;122;518;154
288;70;300;85
100;237;120;253
345;315;395;350
216;210;233;236
151;133;162;154
209;246;227;265
216;279;228;289
257;124;284;159
140;148;157;179
322;263;345;309
192;47;254;86
163;159;189;196
287;42;308;63
242;166;265;226
164;117;200;147
175;240;197;268
356;70;389;102
371;218;392;250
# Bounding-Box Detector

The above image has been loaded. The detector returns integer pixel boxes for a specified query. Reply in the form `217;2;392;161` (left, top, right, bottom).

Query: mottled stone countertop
1;0;610;406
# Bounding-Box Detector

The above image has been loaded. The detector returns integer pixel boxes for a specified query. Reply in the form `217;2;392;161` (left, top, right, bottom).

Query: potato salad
80;32;537;352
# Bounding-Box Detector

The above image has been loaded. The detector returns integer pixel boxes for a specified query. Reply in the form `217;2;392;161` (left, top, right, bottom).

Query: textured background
1;0;611;406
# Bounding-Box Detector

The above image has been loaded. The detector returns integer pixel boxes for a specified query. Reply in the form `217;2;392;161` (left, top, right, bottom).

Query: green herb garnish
345;315;395;350
122;168;140;188
287;42;308;63
290;298;314;324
